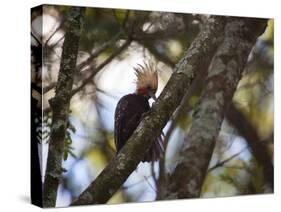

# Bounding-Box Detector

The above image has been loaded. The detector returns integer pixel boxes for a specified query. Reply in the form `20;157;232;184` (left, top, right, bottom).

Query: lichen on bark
161;17;267;200
43;7;85;208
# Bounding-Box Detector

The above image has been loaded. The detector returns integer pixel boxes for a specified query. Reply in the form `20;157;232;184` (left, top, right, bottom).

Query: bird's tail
142;132;164;162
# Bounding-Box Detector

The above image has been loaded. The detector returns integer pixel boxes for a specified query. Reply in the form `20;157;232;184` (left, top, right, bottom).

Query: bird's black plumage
114;93;163;162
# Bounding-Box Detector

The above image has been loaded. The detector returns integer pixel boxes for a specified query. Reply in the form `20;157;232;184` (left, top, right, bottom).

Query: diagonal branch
70;16;226;206
208;147;248;172
44;20;64;48
42;7;85;207
161;18;267;200
76;31;123;71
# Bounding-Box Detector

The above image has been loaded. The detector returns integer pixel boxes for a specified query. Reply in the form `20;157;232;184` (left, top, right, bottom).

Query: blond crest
134;62;158;92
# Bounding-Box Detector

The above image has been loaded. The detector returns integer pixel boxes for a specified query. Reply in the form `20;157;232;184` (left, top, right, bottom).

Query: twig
31;32;41;45
50;34;65;48
150;161;157;186
143;175;156;192
44;21;64;47
76;31;123;71
43;82;56;94
157;61;207;199
223;165;245;170
43;31;125;95
208;147;248;172
122;176;152;190
71;39;131;96
139;41;175;68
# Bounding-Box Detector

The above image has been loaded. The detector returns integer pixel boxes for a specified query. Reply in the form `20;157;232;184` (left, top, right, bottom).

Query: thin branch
139;41;175;68
43;82;56;94
70;16;226;206
157;67;207;199
223;165;245;170
31;25;42;45
43;31;124;95
150;161;157;186
143;175;156;192
122;176;152;190
43;39;131;115
71;39;131;96
31;32;41;45
208;147;248;172
76;31;123;71
50;34;65;49
44;20;64;47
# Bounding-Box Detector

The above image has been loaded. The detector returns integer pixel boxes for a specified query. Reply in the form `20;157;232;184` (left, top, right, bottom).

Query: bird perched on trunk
114;62;163;162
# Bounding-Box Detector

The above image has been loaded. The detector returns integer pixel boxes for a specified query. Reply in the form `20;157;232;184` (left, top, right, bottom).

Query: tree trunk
43;7;85;207
160;18;267;200
226;103;273;191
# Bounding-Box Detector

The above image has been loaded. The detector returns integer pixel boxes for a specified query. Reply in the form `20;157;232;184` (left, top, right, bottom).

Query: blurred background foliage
31;5;273;206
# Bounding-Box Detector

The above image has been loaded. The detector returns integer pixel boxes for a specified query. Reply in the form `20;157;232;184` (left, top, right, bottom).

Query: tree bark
226;103;273;191
43;7;85;207
160;18;267;200
71;16;226;206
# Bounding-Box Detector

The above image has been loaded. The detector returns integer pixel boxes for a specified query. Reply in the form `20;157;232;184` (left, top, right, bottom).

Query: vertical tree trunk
161;18;267;200
226;103;273;191
43;7;85;207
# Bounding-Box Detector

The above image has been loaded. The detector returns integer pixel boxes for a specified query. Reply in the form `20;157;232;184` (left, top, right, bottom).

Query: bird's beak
148;90;157;101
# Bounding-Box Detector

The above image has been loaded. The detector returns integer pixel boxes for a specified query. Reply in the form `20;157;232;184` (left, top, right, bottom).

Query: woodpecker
114;62;163;162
